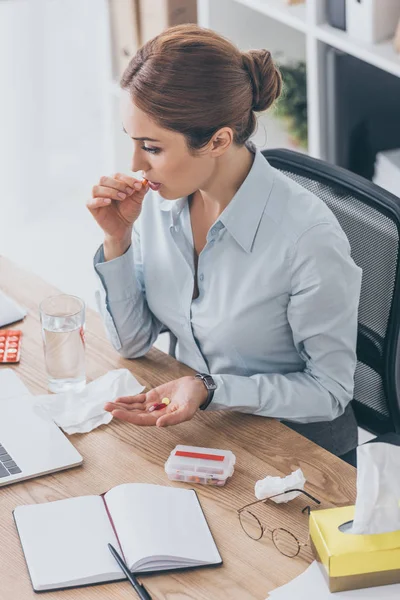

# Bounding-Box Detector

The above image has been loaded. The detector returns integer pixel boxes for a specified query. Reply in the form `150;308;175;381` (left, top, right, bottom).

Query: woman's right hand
87;173;149;242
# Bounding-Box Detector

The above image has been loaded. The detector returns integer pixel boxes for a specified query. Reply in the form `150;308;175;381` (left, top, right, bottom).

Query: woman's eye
141;145;161;154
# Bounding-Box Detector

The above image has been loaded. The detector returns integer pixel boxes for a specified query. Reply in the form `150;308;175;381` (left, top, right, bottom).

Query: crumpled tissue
255;468;306;503
34;368;145;434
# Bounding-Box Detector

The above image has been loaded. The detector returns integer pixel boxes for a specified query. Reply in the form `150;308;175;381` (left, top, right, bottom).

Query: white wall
0;0;112;223
0;0;113;308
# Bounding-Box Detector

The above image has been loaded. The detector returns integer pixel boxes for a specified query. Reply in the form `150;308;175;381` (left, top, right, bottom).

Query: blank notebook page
105;483;222;571
14;496;123;590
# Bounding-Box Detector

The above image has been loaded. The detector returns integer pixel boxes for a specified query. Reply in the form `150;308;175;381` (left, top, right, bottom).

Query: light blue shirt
94;149;362;423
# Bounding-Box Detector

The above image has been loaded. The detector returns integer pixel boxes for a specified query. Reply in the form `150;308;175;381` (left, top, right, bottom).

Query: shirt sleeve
93;224;163;358
207;223;363;423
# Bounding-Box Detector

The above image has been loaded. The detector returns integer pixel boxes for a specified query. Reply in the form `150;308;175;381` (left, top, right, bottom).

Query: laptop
0;369;83;487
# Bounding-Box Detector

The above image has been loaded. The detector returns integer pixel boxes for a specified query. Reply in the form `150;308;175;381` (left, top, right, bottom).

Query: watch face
196;374;217;391
204;376;217;391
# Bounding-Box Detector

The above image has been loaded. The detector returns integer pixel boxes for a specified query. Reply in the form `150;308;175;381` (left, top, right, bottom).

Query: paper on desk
35;369;145;434
267;561;400;599
0;289;27;327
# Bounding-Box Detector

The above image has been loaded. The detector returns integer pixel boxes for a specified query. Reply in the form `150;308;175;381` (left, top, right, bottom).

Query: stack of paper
267;561;400;599
373;148;400;198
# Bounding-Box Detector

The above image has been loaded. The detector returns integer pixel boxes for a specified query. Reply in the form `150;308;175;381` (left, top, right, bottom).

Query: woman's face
121;91;216;200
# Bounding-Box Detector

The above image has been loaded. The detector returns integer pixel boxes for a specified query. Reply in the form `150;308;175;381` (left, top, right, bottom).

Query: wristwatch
195;373;217;411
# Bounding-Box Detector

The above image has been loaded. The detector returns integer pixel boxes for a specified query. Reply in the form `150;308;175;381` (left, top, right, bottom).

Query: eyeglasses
237;488;321;558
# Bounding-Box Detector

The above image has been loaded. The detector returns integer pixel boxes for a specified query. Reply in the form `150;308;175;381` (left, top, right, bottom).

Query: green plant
274;61;308;148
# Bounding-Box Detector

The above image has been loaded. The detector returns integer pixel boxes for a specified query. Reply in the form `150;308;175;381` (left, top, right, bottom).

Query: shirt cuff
204;374;259;413
94;244;140;303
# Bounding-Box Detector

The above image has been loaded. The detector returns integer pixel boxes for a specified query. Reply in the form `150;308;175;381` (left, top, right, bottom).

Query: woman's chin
159;188;181;201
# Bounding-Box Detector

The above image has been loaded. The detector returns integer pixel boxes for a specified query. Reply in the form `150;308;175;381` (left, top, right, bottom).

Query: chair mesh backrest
266;156;400;434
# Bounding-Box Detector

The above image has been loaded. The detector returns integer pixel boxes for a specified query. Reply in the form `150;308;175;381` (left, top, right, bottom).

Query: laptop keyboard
0;443;22;477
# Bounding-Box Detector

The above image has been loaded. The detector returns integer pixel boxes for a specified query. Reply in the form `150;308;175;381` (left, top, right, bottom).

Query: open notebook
14;483;222;592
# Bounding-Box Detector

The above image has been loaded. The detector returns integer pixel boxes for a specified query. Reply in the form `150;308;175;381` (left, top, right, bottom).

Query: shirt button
210;226;218;236
199;273;204;282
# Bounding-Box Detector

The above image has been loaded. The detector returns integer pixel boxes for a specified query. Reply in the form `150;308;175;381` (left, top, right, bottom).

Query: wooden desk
0;257;357;599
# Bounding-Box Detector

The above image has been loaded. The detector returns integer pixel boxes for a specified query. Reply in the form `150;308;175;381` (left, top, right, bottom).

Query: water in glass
40;295;86;393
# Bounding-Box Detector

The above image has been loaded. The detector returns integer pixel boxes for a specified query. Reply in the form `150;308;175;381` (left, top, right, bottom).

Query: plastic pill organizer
165;445;236;486
0;330;22;363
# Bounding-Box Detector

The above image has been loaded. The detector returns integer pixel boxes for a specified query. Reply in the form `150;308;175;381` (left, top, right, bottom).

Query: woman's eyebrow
122;126;160;142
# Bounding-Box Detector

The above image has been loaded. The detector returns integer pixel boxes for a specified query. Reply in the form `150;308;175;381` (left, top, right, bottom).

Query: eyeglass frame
237;488;321;558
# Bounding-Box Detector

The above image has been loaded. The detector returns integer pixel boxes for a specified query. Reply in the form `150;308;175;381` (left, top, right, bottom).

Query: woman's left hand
104;376;208;427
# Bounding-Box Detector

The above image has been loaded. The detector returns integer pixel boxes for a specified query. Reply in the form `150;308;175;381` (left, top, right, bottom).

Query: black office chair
264;149;400;437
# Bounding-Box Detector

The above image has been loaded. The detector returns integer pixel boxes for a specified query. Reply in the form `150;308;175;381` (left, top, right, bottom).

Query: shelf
316;23;400;79
233;0;307;33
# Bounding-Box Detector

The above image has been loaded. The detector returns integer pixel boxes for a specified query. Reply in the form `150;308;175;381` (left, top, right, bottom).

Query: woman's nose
130;148;149;174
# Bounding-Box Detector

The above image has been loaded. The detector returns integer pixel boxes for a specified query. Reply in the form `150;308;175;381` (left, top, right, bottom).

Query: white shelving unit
233;0;308;32
198;0;400;160
316;23;400;78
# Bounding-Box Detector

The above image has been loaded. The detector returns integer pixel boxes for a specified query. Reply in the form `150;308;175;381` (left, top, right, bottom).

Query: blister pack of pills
0;330;22;363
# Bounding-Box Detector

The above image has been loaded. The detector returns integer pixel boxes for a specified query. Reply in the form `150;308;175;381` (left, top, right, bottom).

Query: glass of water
39;294;86;393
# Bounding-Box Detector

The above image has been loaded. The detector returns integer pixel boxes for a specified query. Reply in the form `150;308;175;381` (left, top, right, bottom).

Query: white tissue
255;468;306;503
34;369;145;434
351;442;400;534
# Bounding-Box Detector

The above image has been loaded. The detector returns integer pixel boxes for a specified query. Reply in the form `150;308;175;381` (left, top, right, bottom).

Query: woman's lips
147;181;162;191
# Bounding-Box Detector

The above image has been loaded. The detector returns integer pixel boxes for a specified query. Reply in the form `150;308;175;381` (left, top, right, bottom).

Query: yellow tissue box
310;506;400;592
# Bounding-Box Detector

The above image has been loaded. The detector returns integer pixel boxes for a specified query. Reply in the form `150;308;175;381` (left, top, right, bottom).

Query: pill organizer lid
165;445;236;481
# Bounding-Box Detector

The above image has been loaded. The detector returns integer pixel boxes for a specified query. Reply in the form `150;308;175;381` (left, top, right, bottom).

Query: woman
89;25;362;460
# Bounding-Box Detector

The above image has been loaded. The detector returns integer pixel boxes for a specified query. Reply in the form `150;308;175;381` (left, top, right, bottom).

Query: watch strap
195;373;216;411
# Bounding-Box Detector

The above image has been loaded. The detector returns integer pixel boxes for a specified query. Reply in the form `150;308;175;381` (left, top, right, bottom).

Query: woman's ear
209;127;234;156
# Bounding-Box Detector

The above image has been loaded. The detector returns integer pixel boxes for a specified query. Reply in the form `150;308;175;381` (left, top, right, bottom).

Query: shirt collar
219;149;275;253
159;148;275;251
159;196;186;215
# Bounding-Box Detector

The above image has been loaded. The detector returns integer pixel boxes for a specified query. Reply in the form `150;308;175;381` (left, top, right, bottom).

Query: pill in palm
161;397;170;406
148;402;167;412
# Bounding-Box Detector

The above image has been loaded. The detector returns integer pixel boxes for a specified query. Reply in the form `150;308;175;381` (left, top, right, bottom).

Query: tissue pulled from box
351;442;400;534
255;468;306;503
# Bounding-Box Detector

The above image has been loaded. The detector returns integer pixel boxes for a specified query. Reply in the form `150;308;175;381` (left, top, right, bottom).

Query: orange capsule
148;402;167;413
141;178;148;187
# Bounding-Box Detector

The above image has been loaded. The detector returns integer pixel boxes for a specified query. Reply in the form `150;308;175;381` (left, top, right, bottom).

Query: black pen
108;543;153;600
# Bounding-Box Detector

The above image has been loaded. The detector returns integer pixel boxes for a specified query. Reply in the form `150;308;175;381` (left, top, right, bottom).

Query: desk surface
0;257;356;600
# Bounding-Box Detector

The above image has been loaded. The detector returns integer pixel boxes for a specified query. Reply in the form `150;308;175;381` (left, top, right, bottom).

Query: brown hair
120;24;282;152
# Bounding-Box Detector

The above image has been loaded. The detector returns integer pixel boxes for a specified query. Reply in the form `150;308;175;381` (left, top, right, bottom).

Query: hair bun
242;49;282;112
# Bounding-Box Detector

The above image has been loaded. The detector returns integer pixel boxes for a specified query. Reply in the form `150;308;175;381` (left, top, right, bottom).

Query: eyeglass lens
239;511;301;557
239;510;263;540
272;528;300;558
